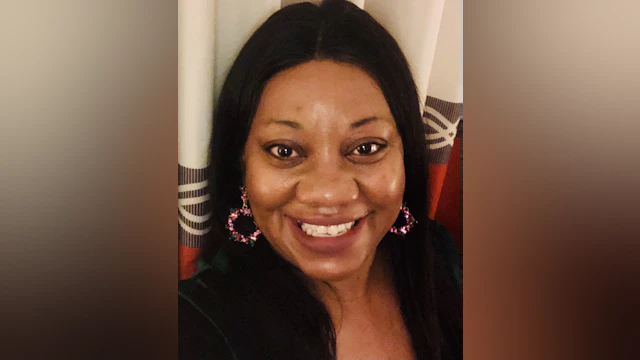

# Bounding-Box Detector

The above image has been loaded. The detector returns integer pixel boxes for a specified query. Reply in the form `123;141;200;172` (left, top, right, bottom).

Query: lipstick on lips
287;215;365;255
300;220;355;237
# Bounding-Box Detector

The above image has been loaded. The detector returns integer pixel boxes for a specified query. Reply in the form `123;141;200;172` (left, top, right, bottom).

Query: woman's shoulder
179;268;237;360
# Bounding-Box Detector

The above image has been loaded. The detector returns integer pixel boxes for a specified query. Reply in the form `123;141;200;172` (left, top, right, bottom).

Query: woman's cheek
244;161;298;229
358;156;405;205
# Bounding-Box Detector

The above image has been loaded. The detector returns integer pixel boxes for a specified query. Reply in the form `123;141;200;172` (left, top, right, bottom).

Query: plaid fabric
425;97;462;220
178;165;211;278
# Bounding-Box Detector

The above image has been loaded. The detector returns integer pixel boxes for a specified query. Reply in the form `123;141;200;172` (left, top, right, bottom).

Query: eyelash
268;144;301;159
351;142;387;156
266;142;387;160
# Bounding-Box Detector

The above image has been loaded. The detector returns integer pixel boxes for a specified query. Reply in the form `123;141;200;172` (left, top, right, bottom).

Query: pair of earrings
226;187;416;246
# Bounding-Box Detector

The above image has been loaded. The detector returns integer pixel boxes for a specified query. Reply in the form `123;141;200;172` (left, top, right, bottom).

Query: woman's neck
309;244;416;359
310;244;395;330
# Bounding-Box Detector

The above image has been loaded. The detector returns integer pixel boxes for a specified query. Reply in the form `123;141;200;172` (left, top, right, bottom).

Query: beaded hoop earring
389;203;417;236
226;186;261;246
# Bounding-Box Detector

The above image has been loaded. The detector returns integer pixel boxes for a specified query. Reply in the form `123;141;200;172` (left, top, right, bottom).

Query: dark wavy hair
206;1;461;359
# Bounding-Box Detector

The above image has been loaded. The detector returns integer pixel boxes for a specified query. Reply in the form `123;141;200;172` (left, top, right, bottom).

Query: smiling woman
245;60;406;283
179;1;461;359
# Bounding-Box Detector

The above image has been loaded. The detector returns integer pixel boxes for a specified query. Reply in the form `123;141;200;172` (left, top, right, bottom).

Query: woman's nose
295;161;359;208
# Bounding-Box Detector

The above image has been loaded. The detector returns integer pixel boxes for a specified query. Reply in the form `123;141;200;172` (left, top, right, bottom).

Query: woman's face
243;60;405;282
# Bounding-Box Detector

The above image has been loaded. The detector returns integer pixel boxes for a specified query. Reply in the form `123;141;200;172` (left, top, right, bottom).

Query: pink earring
226;186;261;246
389;203;417;236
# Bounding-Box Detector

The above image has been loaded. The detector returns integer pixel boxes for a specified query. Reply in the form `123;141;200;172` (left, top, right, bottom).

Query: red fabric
428;163;449;219
179;246;200;280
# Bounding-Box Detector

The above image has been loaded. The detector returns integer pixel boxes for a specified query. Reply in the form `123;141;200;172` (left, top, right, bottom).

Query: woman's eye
269;145;298;159
352;142;385;156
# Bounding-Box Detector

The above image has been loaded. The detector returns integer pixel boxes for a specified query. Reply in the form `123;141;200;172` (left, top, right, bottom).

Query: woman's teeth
300;221;355;237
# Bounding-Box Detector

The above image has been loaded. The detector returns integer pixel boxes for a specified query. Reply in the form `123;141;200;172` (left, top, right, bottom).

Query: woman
179;1;462;359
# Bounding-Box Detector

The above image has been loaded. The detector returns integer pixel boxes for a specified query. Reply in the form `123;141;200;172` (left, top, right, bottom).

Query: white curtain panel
178;0;462;269
416;0;462;161
178;0;279;248
364;0;447;110
178;0;216;246
213;0;281;102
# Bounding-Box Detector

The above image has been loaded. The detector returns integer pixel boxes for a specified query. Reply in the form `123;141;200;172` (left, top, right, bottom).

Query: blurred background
2;0;639;358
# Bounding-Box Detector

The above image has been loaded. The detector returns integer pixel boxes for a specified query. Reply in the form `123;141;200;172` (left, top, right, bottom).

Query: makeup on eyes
262;140;305;159
344;136;388;153
263;138;389;161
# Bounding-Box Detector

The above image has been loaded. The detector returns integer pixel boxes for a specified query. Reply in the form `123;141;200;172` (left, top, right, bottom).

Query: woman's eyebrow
267;119;302;130
266;116;381;129
351;116;380;128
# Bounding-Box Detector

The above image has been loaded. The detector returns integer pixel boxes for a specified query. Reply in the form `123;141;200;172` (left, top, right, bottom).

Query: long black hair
206;1;461;359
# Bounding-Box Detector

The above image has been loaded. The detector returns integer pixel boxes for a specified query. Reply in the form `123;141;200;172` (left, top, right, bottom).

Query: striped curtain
178;0;462;279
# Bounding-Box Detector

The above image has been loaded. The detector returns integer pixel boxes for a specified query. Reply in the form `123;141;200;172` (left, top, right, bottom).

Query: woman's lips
287;215;365;255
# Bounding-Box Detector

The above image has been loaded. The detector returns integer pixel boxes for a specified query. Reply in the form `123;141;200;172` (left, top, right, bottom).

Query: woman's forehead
253;60;393;129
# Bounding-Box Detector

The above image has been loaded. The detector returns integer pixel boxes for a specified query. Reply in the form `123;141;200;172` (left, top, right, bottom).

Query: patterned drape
178;0;462;279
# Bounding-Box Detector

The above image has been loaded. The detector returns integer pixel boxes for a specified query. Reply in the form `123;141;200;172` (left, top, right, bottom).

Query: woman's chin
297;258;366;283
